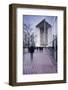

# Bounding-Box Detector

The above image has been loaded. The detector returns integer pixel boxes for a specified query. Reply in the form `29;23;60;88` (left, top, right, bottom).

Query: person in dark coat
28;46;35;60
39;47;43;52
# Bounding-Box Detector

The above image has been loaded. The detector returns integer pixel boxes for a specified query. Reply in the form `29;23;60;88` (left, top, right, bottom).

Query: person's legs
31;53;33;60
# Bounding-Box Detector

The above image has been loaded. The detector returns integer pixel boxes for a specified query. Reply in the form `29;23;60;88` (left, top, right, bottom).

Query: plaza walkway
23;48;57;74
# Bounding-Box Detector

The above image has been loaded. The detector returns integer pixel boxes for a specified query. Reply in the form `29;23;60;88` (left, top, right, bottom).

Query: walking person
28;46;35;60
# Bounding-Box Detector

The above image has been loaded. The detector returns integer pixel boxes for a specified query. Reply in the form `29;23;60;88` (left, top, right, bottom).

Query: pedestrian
28;46;35;60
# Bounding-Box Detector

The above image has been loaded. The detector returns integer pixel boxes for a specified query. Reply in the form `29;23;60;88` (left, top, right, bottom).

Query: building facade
34;17;57;48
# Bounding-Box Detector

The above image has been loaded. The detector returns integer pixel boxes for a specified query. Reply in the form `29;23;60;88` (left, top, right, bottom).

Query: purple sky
23;15;57;28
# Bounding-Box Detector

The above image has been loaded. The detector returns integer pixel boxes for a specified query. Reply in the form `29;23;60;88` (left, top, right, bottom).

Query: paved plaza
23;48;57;74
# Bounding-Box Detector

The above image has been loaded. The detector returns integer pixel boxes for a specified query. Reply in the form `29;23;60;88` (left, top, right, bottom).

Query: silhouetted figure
36;47;38;51
28;46;35;60
39;47;43;52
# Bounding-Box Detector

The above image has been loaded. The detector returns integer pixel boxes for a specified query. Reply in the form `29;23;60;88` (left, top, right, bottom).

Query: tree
23;23;35;47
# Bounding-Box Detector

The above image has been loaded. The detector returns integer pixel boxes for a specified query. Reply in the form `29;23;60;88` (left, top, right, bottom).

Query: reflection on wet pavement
23;48;57;74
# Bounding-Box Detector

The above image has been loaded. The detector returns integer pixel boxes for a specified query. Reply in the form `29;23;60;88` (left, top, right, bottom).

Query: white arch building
34;18;57;48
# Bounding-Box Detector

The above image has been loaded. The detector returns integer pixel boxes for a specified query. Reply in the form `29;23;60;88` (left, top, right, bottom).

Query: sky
23;15;57;31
